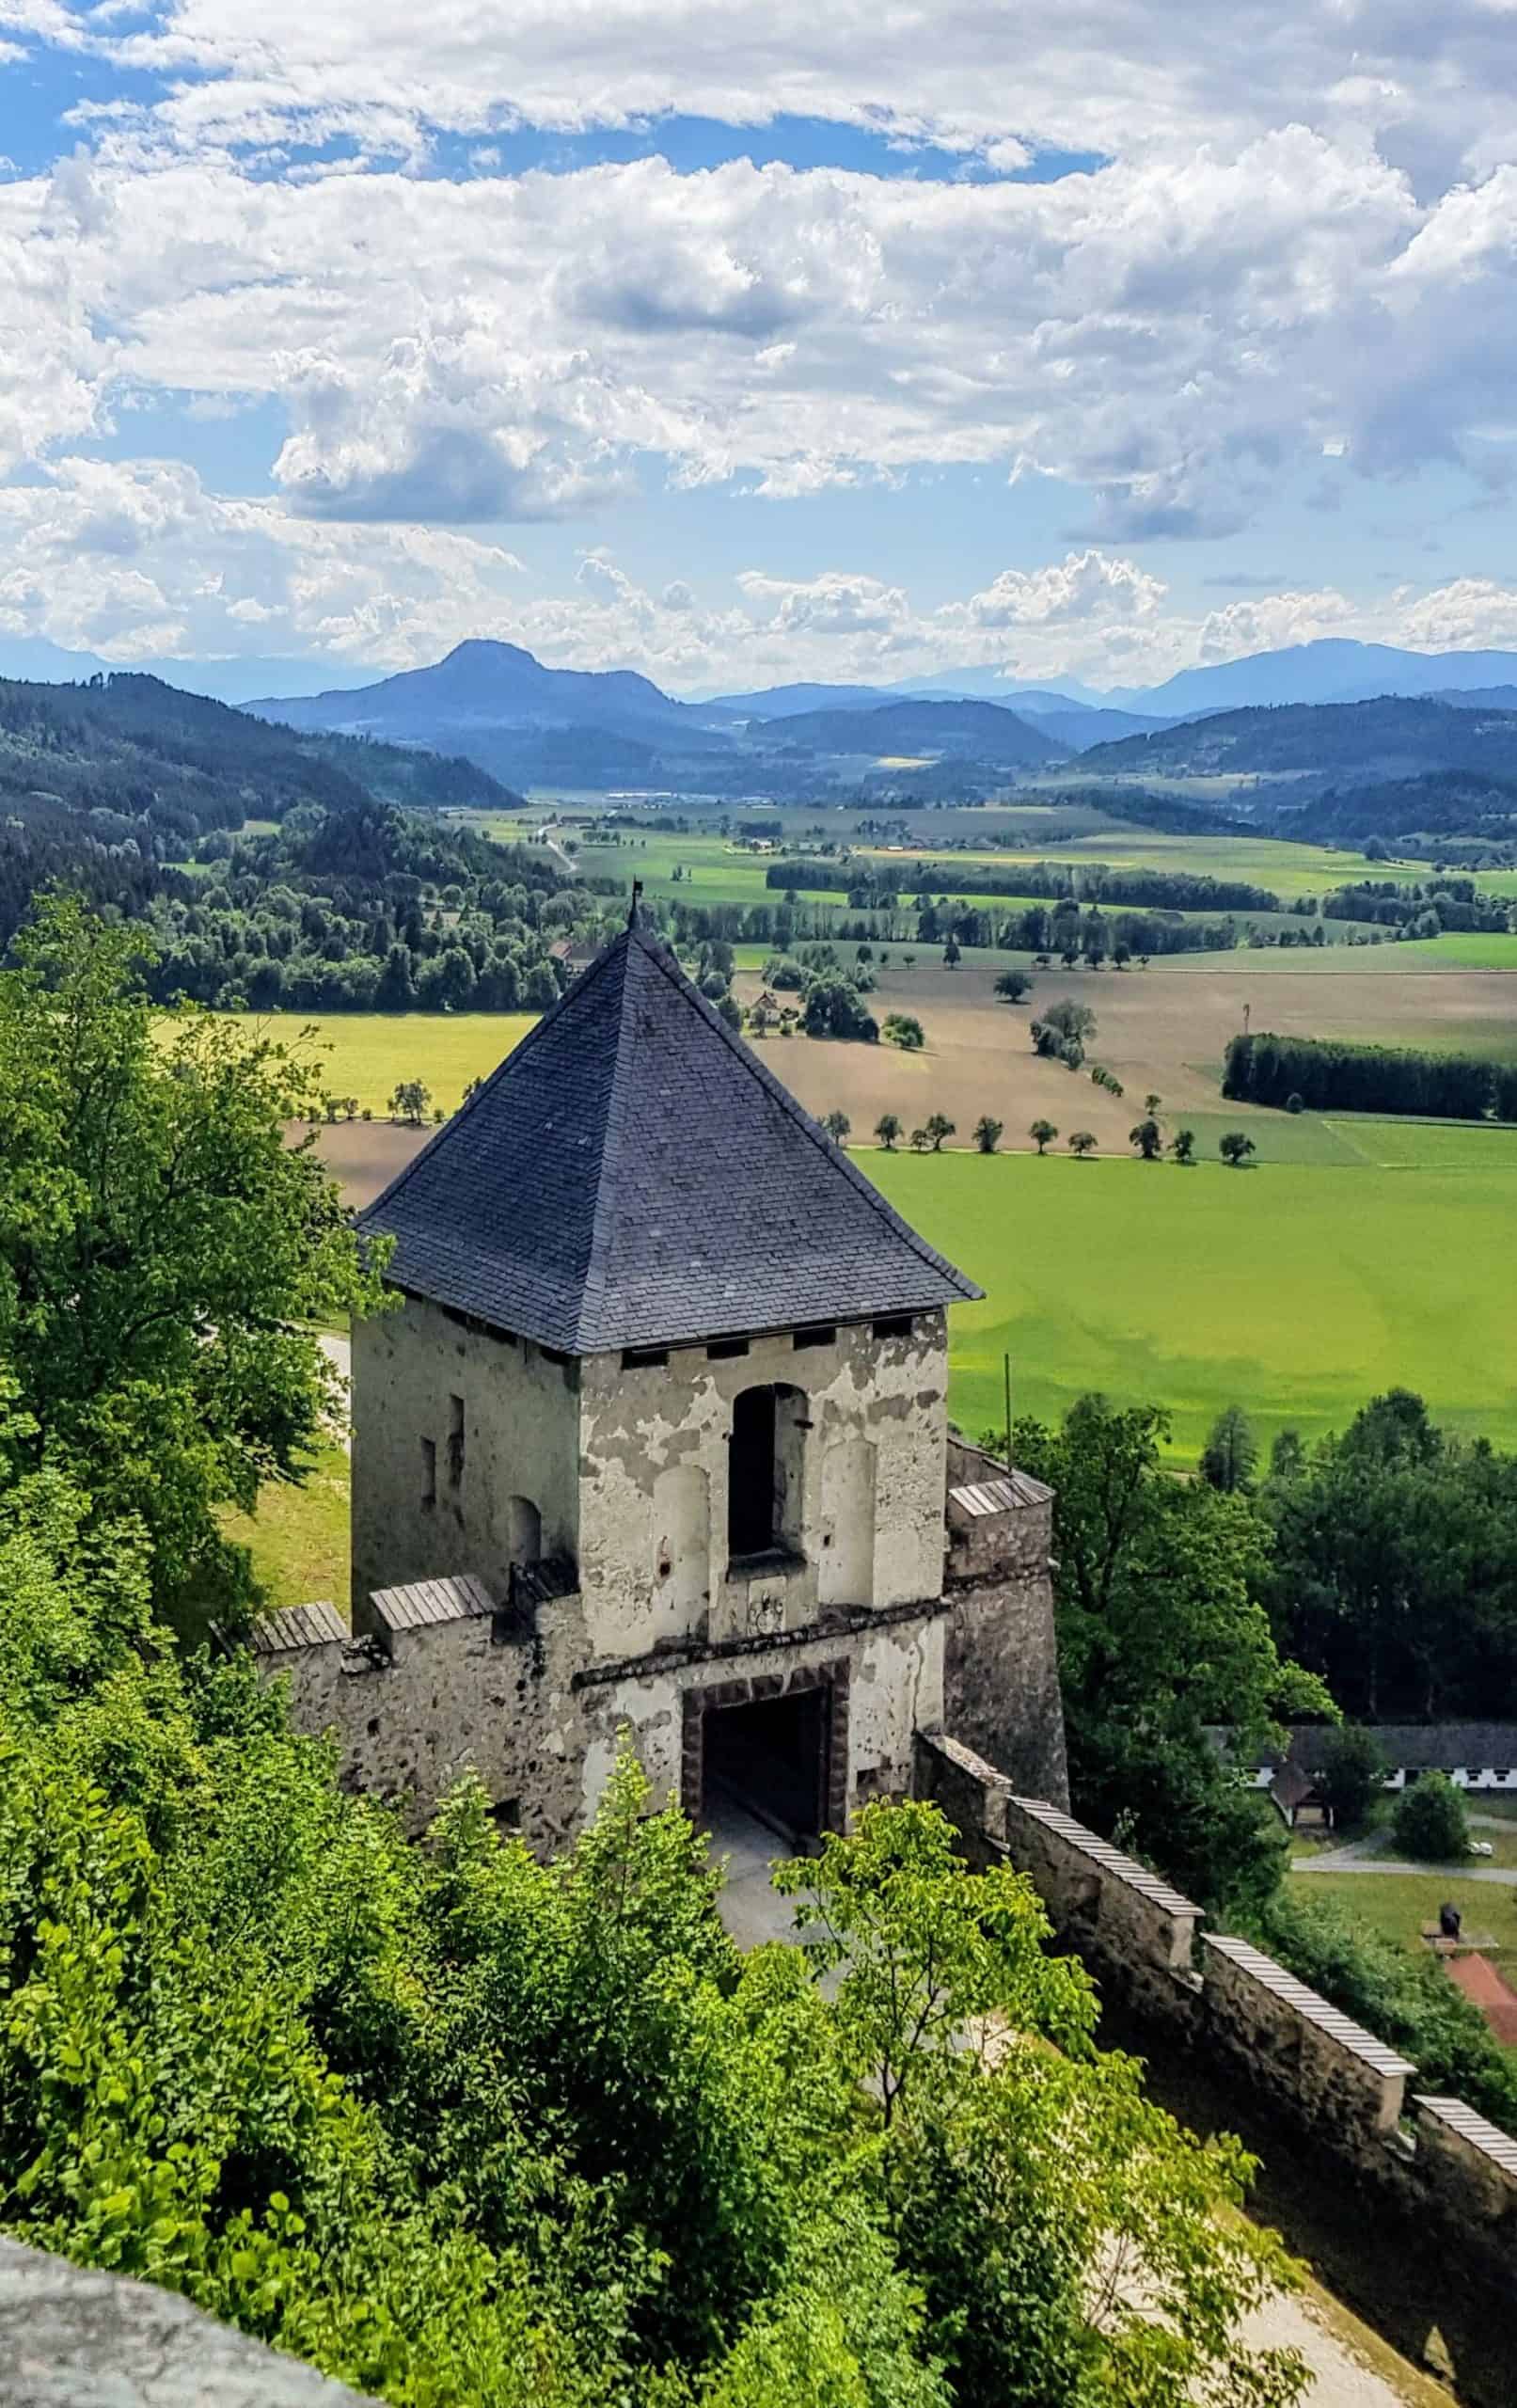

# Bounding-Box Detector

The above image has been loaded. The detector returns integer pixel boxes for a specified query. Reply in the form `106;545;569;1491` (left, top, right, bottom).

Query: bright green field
264;1012;537;1116
862;1150;1517;1455
1172;933;1517;972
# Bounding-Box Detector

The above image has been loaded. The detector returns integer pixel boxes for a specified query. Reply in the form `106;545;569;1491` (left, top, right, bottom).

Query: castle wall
261;1598;944;1856
576;1311;949;1659
351;1295;583;1610
943;1474;1068;1807
916;1731;1517;2304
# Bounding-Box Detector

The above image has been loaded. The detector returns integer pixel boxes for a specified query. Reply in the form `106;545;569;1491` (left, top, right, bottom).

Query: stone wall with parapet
916;1729;1517;2288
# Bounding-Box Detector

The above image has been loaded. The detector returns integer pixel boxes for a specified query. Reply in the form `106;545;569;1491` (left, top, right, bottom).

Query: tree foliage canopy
1013;1397;1332;1912
0;896;388;1615
0;1469;1308;2408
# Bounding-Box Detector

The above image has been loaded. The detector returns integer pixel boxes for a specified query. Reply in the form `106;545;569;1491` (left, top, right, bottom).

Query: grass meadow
1284;1868;1517;2006
863;1149;1517;1457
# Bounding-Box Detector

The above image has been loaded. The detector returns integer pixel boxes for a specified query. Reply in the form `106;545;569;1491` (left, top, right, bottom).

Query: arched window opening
504;1493;542;1569
728;1383;807;1565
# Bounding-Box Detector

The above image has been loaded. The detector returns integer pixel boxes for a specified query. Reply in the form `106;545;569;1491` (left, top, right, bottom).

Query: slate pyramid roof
359;921;981;1354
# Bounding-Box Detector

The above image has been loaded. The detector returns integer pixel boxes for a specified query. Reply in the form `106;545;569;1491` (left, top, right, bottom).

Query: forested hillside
1279;769;1517;856
0;673;597;1005
1081;694;1517;784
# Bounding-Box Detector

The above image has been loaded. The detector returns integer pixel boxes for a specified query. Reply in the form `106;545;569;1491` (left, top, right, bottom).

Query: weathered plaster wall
576;1312;949;1658
263;1598;944;1854
582;1612;945;1823
351;1295;583;1608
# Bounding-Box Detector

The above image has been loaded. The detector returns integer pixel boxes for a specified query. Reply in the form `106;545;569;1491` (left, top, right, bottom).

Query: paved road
1296;1859;1517;1888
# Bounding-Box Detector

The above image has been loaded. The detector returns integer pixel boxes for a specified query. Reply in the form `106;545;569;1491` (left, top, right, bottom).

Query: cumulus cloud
954;551;1165;628
9;132;1480;536
51;0;1517;193
3;466;1515;698
0;0;1515;685
736;571;909;636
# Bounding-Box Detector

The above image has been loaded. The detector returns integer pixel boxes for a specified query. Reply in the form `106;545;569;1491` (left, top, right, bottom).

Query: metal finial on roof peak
627;878;643;928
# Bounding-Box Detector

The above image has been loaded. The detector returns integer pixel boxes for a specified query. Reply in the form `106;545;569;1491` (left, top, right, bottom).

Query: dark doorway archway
684;1661;849;1848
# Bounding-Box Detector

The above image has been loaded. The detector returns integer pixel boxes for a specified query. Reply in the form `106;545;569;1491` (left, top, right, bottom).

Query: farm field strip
862;1150;1517;1457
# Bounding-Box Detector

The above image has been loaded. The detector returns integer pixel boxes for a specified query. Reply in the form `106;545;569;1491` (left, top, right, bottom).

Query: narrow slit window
420;1436;437;1510
448;1394;466;1488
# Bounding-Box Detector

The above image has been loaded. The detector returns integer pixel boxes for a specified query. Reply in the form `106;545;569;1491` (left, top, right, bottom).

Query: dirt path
1245;2283;1447;2408
319;1332;351;1450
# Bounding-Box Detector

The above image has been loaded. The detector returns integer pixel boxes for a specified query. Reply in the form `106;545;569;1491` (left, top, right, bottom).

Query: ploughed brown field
304;958;1517;1201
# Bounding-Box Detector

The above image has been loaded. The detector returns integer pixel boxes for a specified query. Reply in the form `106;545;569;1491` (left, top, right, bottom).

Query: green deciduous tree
778;1800;1308;2408
924;1113;955;1151
1013;1397;1333;1912
1029;1119;1058;1154
993;970;1032;1003
882;1012;926;1051
1220;1132;1256;1167
0;896;388;1616
1260;1391;1517;1719
1169;1128;1196;1164
0;1484;1309;2408
1128;1117;1162;1161
875;1113;903;1149
1314;1726;1388;1830
1200;1405;1259;1496
823;1110;851;1143
1067;1130;1098;1158
972;1116;1003;1154
389;1077;433;1124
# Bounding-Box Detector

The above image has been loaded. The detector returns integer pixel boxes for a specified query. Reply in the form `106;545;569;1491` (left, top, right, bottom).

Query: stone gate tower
264;921;1067;1848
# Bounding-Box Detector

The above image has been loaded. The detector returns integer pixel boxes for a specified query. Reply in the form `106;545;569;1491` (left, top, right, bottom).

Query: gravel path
319;1332;351;1450
1243;2287;1439;2407
1296;1857;1517;1887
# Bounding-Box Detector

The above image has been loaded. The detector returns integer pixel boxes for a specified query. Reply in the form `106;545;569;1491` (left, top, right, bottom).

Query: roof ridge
624;925;980;1304
360;932;632;1229
572;932;645;1349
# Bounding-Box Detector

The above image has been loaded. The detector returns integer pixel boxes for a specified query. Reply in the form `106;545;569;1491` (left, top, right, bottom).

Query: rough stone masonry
255;919;1069;1849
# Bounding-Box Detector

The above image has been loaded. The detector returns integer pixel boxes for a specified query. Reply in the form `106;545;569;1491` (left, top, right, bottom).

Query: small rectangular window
420;1436;437;1509
448;1394;466;1488
793;1324;837;1351
622;1346;669;1368
872;1314;914;1340
539;1344;573;1367
706;1336;750;1360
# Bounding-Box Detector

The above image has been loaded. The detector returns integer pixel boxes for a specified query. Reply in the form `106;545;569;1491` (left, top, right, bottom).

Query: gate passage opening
699;1685;831;1846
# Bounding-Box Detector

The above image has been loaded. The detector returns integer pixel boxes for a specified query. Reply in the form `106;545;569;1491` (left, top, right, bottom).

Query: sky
4;3;1517;698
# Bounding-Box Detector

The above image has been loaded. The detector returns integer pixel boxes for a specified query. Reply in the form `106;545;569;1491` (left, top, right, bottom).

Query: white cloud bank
1;0;1517;683
6;130;1513;544
8;464;1517;695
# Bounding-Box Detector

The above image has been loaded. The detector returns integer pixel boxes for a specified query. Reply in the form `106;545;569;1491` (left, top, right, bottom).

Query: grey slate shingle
359;922;981;1354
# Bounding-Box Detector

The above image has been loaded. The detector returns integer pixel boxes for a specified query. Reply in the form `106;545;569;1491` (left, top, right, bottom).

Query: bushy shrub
1392;1770;1469;1861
